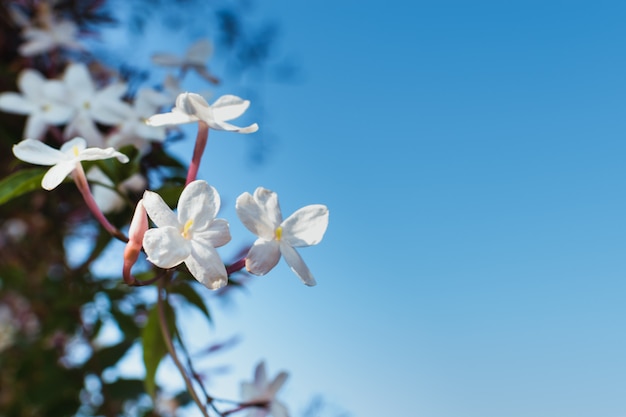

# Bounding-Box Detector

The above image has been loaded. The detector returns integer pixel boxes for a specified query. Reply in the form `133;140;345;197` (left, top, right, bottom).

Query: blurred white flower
0;69;73;139
107;88;169;153
16;3;83;56
142;180;231;289
63;63;132;146
87;167;147;214
146;92;258;133
236;187;328;286
12;137;129;190
152;39;218;83
241;361;289;417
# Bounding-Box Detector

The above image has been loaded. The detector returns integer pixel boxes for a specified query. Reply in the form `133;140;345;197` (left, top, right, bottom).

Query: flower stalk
186;121;209;185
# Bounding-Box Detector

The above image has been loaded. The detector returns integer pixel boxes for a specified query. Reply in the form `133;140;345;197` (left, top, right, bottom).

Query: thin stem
221;400;269;416
186;121;209;185
157;278;211;417
73;163;128;243
226;258;246;276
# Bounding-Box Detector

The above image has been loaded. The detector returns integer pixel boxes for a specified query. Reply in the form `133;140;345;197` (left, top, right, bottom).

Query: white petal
60;137;87;154
64;113;104;147
255;361;268;385
143;227;190;268
63;63;94;95
241;382;262;402
177;180;219;231
195;219;231;248
281;205;329;247
142;190;179;228
13;139;66;165
78;147;129;164
280;243;316;286
245;239;281;276
270;401;289;417
210;95;250;121
0;92;35;115
268;372;288;396
151;53;183;67
146;109;195;126
24;116;48;140
236;192;276;240
19;69;45;98
208;119;259;134
42;161;77;190
177;92;211;118
185;39;213;64
186;241;228;289
254;187;283;227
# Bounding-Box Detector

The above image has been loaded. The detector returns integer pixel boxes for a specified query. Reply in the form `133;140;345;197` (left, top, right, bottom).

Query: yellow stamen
72;146;80;157
275;226;283;241
182;219;194;238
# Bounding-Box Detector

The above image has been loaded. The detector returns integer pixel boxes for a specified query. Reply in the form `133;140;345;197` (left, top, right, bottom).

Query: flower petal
143;227;190;268
60;137;87;154
255;361;268;385
281;205;329;247
268;372;288;397
41;161;76;190
186;241;228;289
24;115;48;140
0;92;35;115
151;53;183;67
210;95;250;121
63;63;94;95
254;187;283;227
177;180;219;231
12;139;66;165
185;39;213;64
142;190;179;228
18;69;45;99
280;243;316;286
195;219;231;248
209;119;259;134
236;193;275;240
270;401;289;417
245;239;281;276
78;147;129;164
146;109;195;126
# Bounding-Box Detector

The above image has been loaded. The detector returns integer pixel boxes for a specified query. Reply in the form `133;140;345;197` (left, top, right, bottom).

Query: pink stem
226;258;247;276
186;121;209;185
72;163;128;243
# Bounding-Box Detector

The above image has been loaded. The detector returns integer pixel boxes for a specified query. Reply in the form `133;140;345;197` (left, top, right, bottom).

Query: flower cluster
2;3;328;415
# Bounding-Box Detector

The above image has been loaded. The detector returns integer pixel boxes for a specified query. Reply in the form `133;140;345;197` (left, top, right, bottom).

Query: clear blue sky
105;1;626;416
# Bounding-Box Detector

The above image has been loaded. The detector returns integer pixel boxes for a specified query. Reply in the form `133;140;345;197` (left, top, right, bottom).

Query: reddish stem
186;121;209;185
72;163;128;243
226;258;247;276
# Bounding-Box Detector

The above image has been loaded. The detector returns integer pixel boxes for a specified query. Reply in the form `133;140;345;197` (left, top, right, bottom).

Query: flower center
182;219;193;239
275;226;283;241
83;101;91;110
72;146;80;157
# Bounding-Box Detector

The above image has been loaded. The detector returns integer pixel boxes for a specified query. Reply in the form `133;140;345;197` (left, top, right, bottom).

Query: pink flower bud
123;200;148;284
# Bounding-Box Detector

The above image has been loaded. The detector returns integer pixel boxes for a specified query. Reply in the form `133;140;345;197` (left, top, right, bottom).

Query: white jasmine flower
152;39;218;83
142;180;231;289
0;69;73;139
12;137;129;190
107;88;169;153
236;187;329;286
19;18;82;57
241;361;289;417
63;63;132;146
146;92;258;133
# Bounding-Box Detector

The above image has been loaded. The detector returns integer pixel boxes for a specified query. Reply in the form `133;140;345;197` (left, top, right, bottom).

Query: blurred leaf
142;300;176;397
0;168;46;205
89;340;134;371
171;281;212;323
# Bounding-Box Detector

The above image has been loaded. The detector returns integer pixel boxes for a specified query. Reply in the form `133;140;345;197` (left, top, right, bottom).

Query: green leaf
171;281;212;324
142;301;176;398
0;168;46;205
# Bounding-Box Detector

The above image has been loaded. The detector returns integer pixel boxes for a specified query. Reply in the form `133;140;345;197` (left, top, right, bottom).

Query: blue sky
103;1;626;416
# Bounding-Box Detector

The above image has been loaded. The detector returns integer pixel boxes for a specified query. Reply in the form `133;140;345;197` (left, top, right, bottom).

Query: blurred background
2;1;626;417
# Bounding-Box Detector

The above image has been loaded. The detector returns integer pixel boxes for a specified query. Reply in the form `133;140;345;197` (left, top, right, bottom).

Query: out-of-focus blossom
152;39;218;83
0;69;73;139
107;88;169;152
147;92;258;133
241;361;289;417
15;3;83;56
63;63;131;146
236;187;328;286
13;137;129;190
88;167;147;213
142;180;231;289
